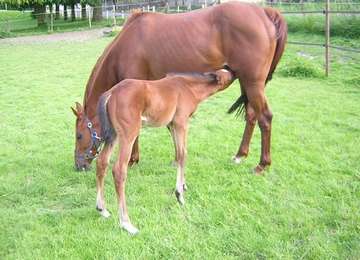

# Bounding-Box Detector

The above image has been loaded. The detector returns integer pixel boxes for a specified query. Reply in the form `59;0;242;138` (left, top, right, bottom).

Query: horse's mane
122;10;149;28
166;72;217;84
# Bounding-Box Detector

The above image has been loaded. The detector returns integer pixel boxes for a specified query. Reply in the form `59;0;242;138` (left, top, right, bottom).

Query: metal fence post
325;0;330;76
88;7;92;28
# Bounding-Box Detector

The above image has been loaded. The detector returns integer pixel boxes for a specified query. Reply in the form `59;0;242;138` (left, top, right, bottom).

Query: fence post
325;0;330;76
88;7;92;28
112;5;116;26
50;11;54;32
152;6;155;12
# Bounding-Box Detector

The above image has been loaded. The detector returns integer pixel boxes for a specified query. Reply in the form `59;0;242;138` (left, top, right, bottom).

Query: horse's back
120;2;277;80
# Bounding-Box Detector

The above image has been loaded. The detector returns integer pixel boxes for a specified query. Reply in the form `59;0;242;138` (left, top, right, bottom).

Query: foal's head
209;69;235;90
71;102;100;171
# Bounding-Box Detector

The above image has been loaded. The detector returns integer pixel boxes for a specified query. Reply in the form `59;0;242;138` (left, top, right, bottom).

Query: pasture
0;32;359;259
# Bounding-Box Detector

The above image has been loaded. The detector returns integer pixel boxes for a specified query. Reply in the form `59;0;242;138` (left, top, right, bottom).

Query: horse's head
214;69;235;90
71;102;102;171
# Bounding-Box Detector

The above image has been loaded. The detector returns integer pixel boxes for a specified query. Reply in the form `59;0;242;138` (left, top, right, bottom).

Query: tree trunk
34;4;46;26
55;4;60;20
71;4;76;21
81;4;87;20
92;0;102;22
64;5;68;20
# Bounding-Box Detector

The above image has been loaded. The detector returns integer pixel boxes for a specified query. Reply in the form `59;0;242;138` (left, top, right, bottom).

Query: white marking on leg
175;166;185;205
100;209;111;218
232;156;243;164
119;208;139;235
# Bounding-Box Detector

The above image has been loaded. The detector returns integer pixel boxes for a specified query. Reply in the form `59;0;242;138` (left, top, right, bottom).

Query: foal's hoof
121;222;139;235
232;156;243;164
128;157;139;167
175;190;185;205
96;207;111;218
253;165;268;176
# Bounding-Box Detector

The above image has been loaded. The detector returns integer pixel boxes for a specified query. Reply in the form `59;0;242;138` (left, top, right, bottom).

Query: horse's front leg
233;103;256;164
96;142;115;218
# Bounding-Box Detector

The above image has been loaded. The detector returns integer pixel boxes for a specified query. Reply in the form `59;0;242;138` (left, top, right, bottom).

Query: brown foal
95;69;234;234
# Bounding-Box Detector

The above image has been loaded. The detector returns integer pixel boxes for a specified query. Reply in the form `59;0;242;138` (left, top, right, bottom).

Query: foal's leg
233;104;256;164
171;120;188;205
96;142;115;218
246;84;273;175
167;125;179;167
129;136;140;166
113;131;139;234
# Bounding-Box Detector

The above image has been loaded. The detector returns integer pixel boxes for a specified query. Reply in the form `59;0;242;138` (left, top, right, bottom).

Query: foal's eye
77;133;83;140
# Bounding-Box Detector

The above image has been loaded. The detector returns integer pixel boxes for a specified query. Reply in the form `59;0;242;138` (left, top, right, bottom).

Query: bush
345;76;360;87
286;15;360;39
279;57;324;78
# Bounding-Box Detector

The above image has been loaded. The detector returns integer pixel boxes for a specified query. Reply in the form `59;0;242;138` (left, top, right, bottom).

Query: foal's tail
264;7;288;83
97;92;116;145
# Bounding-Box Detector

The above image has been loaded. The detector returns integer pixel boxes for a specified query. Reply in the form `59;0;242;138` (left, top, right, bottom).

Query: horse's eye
77;133;82;140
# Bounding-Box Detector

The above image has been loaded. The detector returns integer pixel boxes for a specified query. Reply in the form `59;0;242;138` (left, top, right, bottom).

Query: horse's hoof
175;190;185;205
128;158;139;167
121;222;139;235
96;207;111;218
253;165;267;176
232;156;243;164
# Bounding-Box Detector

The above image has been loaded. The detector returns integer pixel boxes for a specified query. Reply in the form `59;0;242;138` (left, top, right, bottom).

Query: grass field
0;33;359;259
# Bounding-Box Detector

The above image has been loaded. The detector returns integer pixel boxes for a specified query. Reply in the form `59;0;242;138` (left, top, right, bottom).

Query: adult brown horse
71;1;287;174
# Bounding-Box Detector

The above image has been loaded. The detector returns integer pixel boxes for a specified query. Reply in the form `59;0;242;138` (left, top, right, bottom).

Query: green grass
0;33;359;259
0;10;125;38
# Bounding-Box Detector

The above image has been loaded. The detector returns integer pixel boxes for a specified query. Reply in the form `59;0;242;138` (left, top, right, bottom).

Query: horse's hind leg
246;83;273;174
233;103;256;164
129;136;140;166
171;120;188;205
96;142;115;218
113;128;140;234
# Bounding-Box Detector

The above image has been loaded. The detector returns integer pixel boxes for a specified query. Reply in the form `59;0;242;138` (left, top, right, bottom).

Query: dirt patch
0;28;108;45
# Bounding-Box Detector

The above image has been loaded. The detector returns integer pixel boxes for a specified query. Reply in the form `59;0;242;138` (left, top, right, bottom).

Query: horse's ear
75;102;84;113
71;102;84;118
205;72;218;84
71;106;78;117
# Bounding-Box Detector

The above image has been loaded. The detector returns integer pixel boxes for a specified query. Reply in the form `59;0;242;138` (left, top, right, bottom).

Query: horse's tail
97;92;116;145
264;7;288;83
227;94;248;117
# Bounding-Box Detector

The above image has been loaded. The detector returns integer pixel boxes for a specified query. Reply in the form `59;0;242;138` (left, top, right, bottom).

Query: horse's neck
84;59;123;120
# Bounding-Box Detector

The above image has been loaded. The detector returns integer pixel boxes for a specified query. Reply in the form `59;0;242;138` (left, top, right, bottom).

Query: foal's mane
166;72;217;84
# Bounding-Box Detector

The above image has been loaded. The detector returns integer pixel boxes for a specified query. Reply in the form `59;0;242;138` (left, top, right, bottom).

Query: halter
75;118;103;162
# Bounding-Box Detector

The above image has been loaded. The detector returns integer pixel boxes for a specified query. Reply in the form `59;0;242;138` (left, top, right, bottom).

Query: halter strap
75;118;103;161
